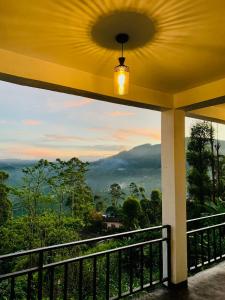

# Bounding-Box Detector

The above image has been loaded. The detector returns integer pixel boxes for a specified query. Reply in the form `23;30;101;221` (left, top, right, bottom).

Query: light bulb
114;64;129;96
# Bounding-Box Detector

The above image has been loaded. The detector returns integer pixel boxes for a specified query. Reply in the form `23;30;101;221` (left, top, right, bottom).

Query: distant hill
0;159;36;187
87;144;161;195
1;140;225;198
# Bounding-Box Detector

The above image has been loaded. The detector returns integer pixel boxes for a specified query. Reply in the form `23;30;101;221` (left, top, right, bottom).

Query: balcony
1;1;225;299
1;213;225;299
145;262;225;300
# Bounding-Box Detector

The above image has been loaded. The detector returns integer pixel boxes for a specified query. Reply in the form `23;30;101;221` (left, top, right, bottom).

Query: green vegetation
0;171;12;226
0;156;162;299
1;121;225;298
187;121;225;219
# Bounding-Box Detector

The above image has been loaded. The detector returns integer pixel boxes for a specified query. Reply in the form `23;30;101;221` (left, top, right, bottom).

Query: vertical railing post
118;250;122;298
162;225;171;287
10;277;15;300
38;250;44;300
167;225;171;286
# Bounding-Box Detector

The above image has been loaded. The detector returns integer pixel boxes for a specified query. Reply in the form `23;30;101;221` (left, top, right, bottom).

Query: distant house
103;216;123;230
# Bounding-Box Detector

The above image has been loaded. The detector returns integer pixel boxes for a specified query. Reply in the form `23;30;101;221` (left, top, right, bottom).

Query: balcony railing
0;225;171;299
187;212;225;272
2;212;225;299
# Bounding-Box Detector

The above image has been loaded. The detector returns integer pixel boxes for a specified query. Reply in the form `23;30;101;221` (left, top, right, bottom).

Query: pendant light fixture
114;33;129;96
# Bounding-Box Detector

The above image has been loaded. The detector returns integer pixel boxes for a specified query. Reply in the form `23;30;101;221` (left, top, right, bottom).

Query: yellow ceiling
0;0;225;93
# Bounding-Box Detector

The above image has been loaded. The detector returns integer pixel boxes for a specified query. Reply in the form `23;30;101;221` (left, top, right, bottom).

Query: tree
139;190;161;226
214;140;225;200
129;182;139;198
0;171;12;226
88;210;104;233
95;200;105;213
150;190;161;224
62;158;93;220
151;190;161;202
48;159;69;217
209;123;216;202
122;196;140;229
129;182;147;201
94;194;105;212
105;206;117;217
14;159;51;218
187;122;212;204
109;183;125;207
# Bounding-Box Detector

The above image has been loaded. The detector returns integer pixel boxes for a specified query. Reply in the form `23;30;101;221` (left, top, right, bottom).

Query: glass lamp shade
114;64;129;96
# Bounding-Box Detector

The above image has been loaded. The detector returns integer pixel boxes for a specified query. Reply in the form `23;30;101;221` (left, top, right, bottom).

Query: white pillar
161;109;187;286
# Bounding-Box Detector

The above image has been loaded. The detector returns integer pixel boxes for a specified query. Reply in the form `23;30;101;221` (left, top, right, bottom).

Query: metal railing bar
0;267;39;280
93;256;97;300
189;253;225;271
0;236;169;284
140;245;144;289
41;238;167;270
27;272;32;300
79;259;83;300
49;267;55;300
129;248;133;293
106;253;110;300
159;241;163;282
109;278;168;300
0;225;171;300
149;243;153;286
200;232;204;267
118;250;122;298
189;254;225;270
10;276;15;300
0;225;166;260
187;212;225;223
63;263;68;300
207;228;210;264
219;227;222;259
187;221;225;234
37;251;43;300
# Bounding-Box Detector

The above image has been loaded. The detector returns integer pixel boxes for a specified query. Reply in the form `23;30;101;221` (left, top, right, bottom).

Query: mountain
0;144;161;195
87;144;161;195
1;140;225;197
0;159;36;187
87;139;225;195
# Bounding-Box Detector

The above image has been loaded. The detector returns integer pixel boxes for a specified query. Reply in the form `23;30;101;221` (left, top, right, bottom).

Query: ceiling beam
174;77;225;110
0;48;173;111
186;105;225;124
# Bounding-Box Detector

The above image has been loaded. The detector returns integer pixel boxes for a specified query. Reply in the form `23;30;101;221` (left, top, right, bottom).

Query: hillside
87;143;161;195
0;144;161;195
1;140;225;197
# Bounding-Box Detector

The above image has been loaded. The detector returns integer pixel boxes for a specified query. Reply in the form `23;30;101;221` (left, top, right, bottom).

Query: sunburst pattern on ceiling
0;0;225;92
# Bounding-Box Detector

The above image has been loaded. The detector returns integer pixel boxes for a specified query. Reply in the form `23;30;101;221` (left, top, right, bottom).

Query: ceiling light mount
114;33;130;96
115;33;129;44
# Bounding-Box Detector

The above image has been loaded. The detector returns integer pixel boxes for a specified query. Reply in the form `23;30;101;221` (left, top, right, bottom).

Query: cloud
47;97;93;112
5;144;119;161
88;126;161;143
0;120;16;125
113;128;161;141
22;119;42;126
44;134;85;142
0;120;9;125
85;145;125;151
107;111;135;117
62;98;93;108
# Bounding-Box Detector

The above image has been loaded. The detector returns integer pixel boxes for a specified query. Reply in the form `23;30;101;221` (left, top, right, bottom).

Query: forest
1;121;225;299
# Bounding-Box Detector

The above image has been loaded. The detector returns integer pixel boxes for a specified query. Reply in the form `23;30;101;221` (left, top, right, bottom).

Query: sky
0;80;224;161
